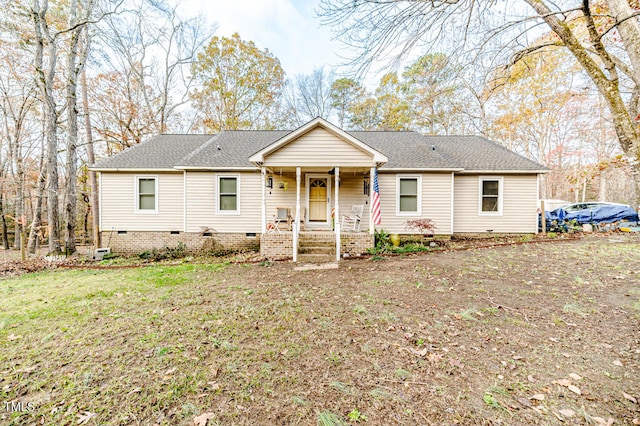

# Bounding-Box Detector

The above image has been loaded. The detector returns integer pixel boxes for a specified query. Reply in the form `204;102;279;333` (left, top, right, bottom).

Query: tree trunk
64;0;80;254
28;146;46;254
32;0;62;254
0;179;9;250
81;64;100;248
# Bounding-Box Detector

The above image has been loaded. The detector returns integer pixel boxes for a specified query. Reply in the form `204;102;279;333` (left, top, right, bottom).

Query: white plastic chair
341;205;364;232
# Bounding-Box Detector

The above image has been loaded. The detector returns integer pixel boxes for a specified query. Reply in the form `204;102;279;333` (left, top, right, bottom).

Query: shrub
404;218;436;234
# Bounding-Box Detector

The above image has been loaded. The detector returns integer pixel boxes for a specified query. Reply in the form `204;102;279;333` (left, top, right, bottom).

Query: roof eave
455;169;550;174
379;167;464;172
89;167;181;172
175;166;258;171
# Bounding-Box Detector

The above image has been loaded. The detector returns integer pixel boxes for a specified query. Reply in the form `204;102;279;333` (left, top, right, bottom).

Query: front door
307;175;331;225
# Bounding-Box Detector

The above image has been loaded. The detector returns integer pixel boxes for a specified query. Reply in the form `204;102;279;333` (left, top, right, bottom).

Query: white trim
183;171;187;232
396;174;422;216
261;167;267;234
216;174;241;215
478;176;503;216
382;168;463;172
305;173;332;227
457;169;549;174
249;117;388;164
90;168;179;172
98;172;102;232
134;175;158;214
174;166;257;171
450;171;455;235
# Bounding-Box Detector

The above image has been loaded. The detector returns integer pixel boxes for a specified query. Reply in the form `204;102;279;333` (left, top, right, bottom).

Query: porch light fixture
266;176;273;189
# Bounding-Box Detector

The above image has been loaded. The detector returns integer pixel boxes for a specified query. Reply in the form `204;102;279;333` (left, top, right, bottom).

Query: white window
396;175;421;215
135;176;158;213
478;176;503;216
217;175;240;214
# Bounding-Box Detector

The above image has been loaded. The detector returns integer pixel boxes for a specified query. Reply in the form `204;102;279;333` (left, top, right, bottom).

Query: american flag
371;168;381;226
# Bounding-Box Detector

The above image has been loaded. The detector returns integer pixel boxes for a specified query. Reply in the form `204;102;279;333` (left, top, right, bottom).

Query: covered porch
257;166;377;261
249;118;387;261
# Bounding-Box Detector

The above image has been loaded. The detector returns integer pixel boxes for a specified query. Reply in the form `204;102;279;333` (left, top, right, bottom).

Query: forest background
0;0;637;254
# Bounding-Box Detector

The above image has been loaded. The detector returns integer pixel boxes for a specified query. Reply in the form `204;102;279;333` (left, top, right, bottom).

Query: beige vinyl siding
453;174;538;233
100;172;184;231
185;171;262;233
263;128;374;167
377;172;453;234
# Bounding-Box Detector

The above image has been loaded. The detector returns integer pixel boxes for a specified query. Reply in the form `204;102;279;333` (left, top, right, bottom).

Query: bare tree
319;0;640;205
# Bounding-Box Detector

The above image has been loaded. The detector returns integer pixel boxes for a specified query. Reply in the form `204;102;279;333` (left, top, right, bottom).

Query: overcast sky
180;0;347;79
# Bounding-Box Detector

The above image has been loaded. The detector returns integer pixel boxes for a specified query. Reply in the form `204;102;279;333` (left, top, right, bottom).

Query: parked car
540;201;639;232
560;201;628;213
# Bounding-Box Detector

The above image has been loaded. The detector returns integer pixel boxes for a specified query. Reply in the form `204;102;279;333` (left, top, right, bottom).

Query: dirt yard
0;233;639;425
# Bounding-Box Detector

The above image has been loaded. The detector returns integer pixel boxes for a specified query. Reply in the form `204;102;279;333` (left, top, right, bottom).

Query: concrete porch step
298;240;334;247
298;246;335;255
296;253;337;263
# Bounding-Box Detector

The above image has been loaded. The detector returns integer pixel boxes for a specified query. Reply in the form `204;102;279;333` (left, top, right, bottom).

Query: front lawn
1;235;639;425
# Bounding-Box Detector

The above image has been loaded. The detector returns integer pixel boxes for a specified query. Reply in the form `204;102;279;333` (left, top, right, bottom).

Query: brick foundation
101;230;376;259
100;231;259;255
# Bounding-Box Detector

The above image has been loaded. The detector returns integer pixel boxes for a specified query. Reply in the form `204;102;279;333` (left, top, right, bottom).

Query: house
90;117;548;260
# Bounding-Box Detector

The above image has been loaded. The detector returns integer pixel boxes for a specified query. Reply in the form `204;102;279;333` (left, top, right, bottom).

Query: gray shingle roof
92;135;213;169
349;131;460;169
178;130;292;168
428;135;548;171
91;130;548;172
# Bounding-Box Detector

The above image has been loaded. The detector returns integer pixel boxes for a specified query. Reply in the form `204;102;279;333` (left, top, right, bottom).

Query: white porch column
335;167;340;261
294;167;301;262
261;167;267;234
369;167;375;234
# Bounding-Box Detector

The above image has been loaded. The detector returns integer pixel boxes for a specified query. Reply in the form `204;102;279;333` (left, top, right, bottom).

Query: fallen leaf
193;412;215;426
567;385;581;395
410;347;428;357
632;418;640;425
164;367;177;375
569;373;582;381
559;409;575;417
613;359;623;367
127;387;141;395
552;411;564;421
516;397;532;408
549;337;559;342
562;353;571;358
7;334;22;341
448;358;464;369
623;392;638;404
77;411;96;425
527;375;536;383
530;394;545;401
427;353;443;364
554;379;572;387
601;343;613;349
